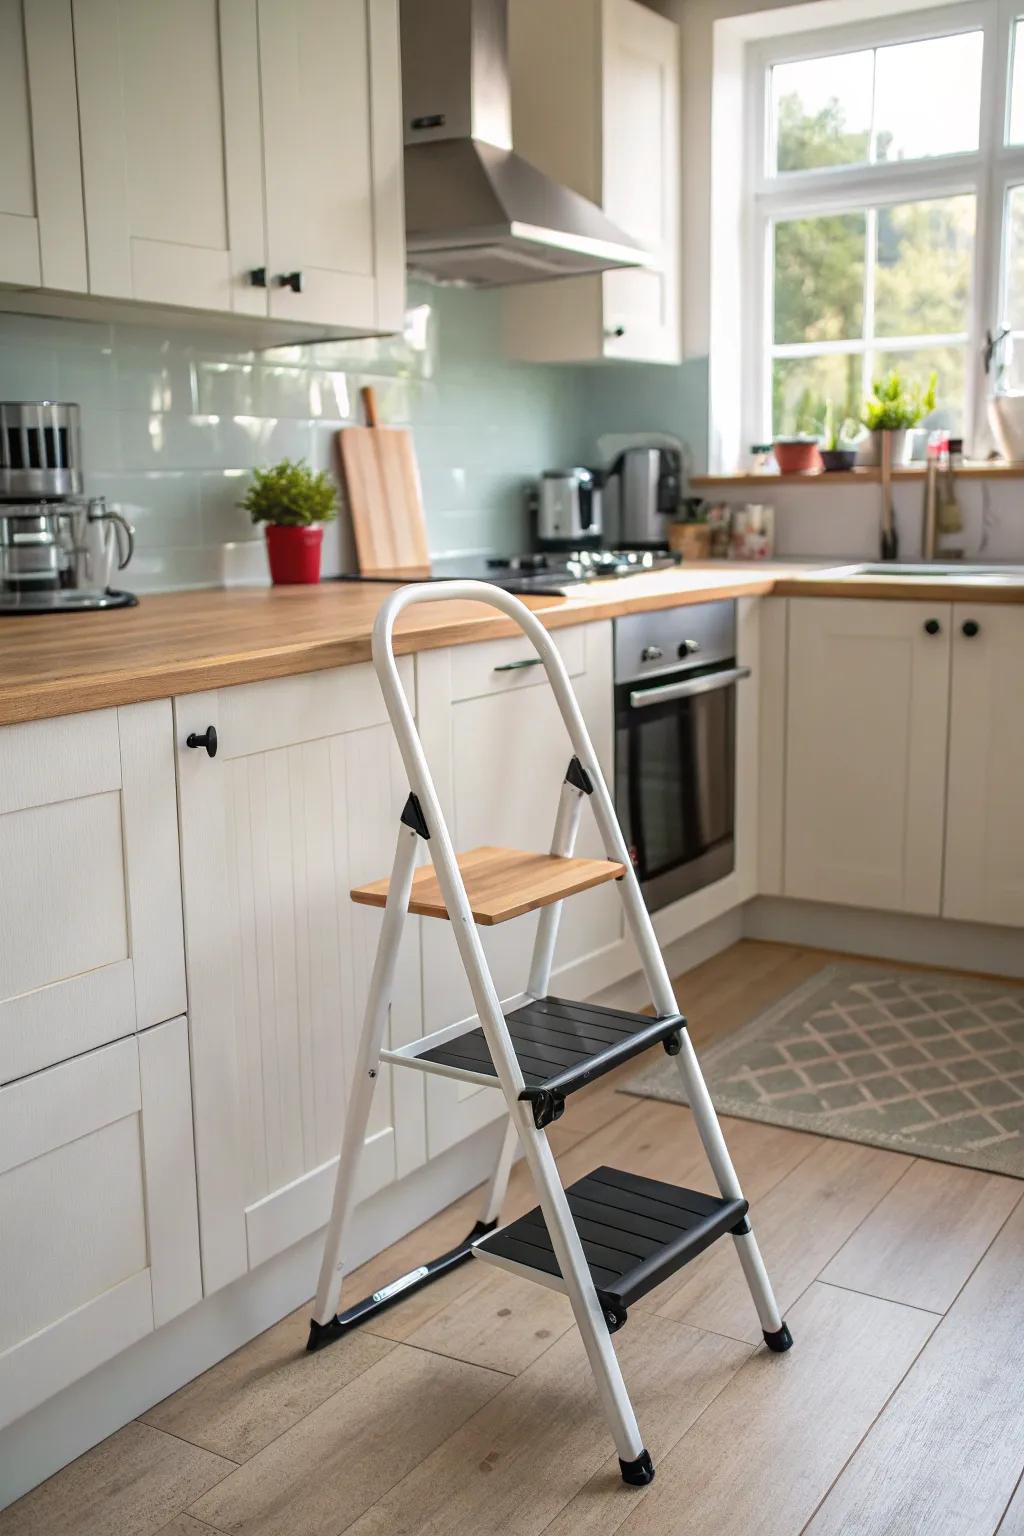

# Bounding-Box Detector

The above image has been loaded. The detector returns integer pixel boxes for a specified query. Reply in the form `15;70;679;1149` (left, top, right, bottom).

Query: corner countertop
2;561;1022;727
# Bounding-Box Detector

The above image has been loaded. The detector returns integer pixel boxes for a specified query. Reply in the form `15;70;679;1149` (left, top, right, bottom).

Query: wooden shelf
692;463;1024;490
350;845;625;926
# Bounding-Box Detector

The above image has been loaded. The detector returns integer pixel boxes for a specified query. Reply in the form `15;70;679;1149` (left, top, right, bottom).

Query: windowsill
692;463;1024;488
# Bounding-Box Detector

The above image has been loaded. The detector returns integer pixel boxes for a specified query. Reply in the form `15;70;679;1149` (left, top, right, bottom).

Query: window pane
874;196;975;337
1006;185;1024;331
772;51;872;173
773;354;861;438
870;345;966;431
1010;19;1024;144
874;33;983;162
774;213;866;344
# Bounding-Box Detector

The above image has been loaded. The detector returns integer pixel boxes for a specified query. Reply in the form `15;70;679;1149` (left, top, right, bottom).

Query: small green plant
241;459;337;527
822;400;860;451
861;370;937;432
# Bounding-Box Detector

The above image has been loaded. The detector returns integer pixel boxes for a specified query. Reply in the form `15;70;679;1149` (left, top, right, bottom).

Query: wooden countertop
2;563;1022;726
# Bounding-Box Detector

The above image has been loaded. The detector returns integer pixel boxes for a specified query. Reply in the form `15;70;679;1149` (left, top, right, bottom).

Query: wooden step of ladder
350;844;625;925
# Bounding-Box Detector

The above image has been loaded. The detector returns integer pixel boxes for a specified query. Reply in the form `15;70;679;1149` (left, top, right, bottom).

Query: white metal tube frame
310;582;788;1476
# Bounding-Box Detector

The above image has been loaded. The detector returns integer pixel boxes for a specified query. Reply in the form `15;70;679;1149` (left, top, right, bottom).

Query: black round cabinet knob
962;619;980;638
186;726;218;758
923;618;941;635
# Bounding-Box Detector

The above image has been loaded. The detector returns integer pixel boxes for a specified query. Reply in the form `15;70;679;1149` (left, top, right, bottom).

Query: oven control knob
678;638;701;657
641;645;663;662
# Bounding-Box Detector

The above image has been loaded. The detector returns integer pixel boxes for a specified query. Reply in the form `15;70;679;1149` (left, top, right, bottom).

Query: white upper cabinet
943;605;1024;928
503;0;680;363
783;599;951;916
0;0;87;291
258;0;405;331
5;0;404;336
175;663;425;1295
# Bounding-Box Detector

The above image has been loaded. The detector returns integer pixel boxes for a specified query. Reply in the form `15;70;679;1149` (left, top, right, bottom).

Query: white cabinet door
175;664;425;1295
257;0;404;331
504;0;679;363
0;702;186;1085
0;1018;201;1428
598;0;680;363
0;0;87;290
944;605;1024;927
784;599;951;915
416;623;621;1157
72;0;267;313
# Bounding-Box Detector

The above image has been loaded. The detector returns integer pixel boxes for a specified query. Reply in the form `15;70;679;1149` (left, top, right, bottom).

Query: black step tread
418;996;686;1102
475;1165;747;1311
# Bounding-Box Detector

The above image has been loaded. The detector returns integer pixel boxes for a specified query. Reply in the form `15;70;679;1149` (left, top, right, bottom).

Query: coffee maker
603;447;682;548
0;401;136;612
533;467;603;549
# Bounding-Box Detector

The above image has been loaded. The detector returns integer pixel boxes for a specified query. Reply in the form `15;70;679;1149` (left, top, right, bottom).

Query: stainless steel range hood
400;0;647;288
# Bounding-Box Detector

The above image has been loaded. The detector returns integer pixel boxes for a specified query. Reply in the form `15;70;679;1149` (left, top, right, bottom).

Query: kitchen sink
829;563;1024;581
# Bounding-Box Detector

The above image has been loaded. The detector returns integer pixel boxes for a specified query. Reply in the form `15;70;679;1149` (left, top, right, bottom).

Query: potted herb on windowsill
667;498;712;560
819;401;861;472
858;369;937;466
241;459;337;585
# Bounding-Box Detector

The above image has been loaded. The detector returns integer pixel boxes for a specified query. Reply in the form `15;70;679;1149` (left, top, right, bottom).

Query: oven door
615;664;750;910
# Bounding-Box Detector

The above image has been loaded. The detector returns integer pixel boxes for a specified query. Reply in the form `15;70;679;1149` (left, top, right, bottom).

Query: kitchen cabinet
0;1018;201;1429
416;622;621;1155
503;0;680;363
0;0;87;291
175;662;426;1295
4;0;403;336
0;702;186;1085
783;599;951;915
944;604;1024;927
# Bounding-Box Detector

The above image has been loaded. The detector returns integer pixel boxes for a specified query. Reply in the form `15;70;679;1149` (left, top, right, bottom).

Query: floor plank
141;1309;394;1463
602;1283;934;1536
0;1423;233;1536
187;1346;507;1536
804;1195;1024;1536
404;1268;574;1375
654;1137;910;1341
341;1315;749;1536
820;1159;1022;1314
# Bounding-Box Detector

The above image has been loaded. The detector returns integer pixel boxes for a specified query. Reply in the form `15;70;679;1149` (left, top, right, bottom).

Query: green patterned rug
625;962;1024;1178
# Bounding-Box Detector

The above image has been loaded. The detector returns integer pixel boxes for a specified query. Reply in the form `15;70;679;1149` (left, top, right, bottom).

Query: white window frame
741;0;1024;457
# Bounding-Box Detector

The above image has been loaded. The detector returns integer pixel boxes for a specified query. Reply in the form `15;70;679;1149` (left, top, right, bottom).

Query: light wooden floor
5;939;1024;1536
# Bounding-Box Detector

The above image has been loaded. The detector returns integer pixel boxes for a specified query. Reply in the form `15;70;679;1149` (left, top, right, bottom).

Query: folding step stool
309;582;792;1487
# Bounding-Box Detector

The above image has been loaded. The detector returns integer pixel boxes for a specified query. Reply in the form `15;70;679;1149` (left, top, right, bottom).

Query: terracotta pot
773;439;821;474
265;524;324;584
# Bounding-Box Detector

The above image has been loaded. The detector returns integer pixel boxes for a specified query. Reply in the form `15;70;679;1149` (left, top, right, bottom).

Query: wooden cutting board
338;386;431;577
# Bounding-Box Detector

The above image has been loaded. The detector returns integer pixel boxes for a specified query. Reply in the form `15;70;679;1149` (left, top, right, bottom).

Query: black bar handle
276;271;303;293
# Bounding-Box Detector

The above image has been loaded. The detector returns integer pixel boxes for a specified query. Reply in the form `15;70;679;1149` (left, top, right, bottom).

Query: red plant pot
265;524;324;584
773;439;822;474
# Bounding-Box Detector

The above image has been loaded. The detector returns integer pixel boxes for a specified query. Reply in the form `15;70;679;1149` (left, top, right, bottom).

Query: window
746;5;1024;451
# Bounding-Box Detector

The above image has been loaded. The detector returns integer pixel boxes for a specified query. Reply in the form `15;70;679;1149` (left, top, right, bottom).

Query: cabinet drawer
0;1020;200;1427
0;701;185;1082
449;625;587;702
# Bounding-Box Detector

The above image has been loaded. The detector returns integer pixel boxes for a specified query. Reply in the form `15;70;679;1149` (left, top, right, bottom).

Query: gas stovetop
341;548;682;597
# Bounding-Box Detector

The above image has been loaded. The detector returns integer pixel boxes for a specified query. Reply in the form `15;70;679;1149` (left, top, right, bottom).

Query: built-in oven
614;601;749;911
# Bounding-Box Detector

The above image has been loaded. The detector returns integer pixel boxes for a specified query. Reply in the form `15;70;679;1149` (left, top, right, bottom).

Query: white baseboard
744;896;1024;980
0;1117;509;1510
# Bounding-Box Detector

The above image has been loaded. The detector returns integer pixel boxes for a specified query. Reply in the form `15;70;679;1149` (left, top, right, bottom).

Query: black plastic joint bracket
527;1089;566;1130
662;1029;684;1056
731;1217;752;1236
603;1303;628;1333
565;755;594;794
400;793;430;839
763;1322;794;1353
619;1449;655;1486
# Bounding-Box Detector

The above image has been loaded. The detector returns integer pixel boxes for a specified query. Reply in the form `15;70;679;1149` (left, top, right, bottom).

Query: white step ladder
309;582;791;1487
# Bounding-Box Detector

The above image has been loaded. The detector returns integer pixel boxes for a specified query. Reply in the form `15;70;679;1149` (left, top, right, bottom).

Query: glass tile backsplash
0;283;595;591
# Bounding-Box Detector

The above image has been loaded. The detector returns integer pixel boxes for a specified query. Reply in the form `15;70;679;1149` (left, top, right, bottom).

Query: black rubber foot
619;1449;655;1486
763;1322;794;1353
